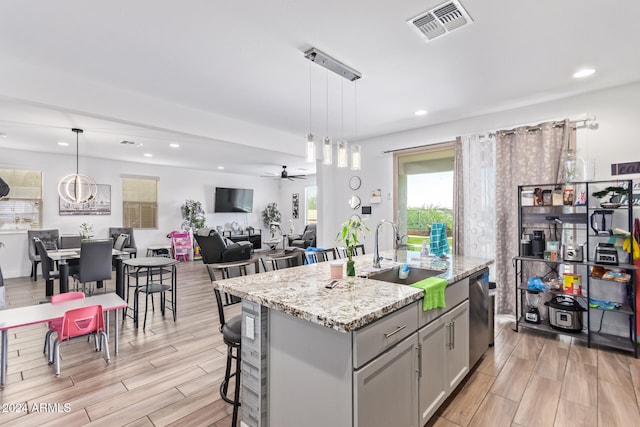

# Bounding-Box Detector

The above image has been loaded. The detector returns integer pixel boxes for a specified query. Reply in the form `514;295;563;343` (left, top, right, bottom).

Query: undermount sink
367;266;444;285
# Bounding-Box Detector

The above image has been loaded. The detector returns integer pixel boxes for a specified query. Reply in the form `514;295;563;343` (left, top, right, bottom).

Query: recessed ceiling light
144;153;153;157
217;166;224;170
414;109;428;116
573;68;595;78
169;143;180;148
57;142;69;146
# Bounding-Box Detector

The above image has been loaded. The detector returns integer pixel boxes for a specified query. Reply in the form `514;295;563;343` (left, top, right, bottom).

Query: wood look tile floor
1;261;639;426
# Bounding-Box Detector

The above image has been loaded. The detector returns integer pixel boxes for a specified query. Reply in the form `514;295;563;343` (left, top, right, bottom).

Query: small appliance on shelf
594;243;619;265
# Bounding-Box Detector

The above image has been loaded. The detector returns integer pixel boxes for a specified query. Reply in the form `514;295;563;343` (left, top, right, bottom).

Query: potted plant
336;217;369;276
79;222;94;241
262;202;281;230
591;186;630;208
181;199;206;230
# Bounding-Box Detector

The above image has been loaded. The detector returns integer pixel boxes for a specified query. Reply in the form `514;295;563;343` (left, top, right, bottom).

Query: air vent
408;0;473;42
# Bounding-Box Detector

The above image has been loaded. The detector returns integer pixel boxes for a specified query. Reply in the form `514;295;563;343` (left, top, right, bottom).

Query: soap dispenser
420;240;429;257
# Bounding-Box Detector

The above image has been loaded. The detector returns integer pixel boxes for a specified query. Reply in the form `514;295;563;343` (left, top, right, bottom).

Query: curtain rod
383;117;597;154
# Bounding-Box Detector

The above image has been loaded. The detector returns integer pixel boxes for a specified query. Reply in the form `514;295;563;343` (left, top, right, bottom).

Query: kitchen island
215;251;493;427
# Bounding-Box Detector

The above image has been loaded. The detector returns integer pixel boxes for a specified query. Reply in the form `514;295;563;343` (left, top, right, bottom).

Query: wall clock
349;176;361;190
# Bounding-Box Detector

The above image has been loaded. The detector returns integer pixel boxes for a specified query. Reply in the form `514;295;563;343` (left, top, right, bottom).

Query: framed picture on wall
59;184;111;215
292;193;299;219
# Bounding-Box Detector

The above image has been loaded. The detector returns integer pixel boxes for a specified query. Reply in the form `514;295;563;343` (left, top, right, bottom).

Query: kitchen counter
215;250;493;332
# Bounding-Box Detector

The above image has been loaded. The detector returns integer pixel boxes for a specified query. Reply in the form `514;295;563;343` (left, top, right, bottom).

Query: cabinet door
418;317;447;425
354;333;419;427
446;300;469;390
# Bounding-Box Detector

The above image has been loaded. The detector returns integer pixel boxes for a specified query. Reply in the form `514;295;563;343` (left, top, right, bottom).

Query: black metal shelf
516;180;637;358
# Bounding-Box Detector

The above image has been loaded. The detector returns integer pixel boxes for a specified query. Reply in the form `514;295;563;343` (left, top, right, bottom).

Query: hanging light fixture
305;61;316;163
337;79;348;168
322;69;333;165
303;47;361;169
351;80;361;171
58;128;97;205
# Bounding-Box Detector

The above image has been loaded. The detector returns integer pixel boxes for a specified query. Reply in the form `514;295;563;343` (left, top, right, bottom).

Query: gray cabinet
354;333;419;427
418;300;470;425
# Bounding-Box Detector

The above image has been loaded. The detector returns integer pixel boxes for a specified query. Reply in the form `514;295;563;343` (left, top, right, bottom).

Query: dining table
122;257;178;328
47;248;128;298
0;293;127;386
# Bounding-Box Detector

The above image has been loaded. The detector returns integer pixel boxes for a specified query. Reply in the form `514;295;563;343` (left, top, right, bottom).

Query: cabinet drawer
418;277;469;328
353;301;418;369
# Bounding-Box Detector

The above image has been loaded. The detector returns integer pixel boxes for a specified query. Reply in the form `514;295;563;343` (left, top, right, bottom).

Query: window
305;186;317;225
394;144;455;251
122;176;158;229
0;168;42;230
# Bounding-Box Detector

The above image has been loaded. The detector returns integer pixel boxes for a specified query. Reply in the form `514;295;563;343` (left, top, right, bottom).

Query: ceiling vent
408;0;473;42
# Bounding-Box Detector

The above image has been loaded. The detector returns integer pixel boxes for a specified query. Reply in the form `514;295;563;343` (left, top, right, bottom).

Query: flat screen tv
214;187;254;213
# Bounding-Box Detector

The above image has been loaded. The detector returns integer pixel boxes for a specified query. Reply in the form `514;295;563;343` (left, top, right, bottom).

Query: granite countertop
214;250;493;333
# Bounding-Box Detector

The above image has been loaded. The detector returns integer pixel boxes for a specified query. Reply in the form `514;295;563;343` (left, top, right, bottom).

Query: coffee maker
531;230;545;258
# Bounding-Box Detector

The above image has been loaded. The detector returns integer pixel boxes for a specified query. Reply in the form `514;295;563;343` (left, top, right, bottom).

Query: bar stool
209;267;241;427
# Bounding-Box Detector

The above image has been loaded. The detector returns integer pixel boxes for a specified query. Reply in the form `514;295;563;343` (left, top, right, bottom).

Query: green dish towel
411;277;447;311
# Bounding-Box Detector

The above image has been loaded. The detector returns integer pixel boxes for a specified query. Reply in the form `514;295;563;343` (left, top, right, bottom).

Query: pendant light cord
325;69;329;136
75;131;79;175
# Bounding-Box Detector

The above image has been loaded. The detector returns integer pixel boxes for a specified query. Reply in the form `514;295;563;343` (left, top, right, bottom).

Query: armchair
27;229;60;281
109;227;137;258
288;224;316;248
194;229;252;264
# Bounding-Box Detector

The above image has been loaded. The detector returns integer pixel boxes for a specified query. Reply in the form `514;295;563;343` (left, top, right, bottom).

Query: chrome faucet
373;220;399;268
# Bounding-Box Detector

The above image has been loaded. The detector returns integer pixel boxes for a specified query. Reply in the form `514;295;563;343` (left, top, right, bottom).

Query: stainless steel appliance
564;244;583;262
545;295;585;331
469;268;490;367
595;242;619;265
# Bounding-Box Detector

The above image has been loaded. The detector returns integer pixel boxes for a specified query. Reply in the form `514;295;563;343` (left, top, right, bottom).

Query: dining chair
50;304;109;376
209;272;241;427
305;248;337;264
34;238;60;298
27;229;59;281
59;235;82;249
73;240;113;295
43;292;85;361
109;227;137;258
335;244;365;259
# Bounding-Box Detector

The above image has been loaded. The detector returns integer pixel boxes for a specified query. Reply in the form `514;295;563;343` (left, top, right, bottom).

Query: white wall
0;147;280;278
319;81;640;255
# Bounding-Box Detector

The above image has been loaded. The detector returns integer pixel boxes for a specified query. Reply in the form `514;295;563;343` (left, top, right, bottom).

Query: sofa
194;229;253;264
288;224;317;248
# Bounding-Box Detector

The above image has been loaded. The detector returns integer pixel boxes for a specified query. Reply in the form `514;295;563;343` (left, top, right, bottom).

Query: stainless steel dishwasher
469;268;490;367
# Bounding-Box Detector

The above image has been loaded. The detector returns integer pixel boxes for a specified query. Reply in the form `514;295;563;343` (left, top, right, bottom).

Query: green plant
262;202;281;228
181;199;206;230
591;186;630;201
79;222;94;240
335;217;370;261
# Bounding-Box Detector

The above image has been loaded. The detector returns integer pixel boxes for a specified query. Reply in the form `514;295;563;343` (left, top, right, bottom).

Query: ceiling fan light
305;133;316;163
322;137;333;165
337;140;348;168
350;144;361;171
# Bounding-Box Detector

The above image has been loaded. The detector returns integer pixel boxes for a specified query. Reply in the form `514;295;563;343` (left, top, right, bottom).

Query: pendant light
58;128;97;205
322;69;333;165
305;61;316;163
337;79;348;168
350;80;361;171
304;48;361;168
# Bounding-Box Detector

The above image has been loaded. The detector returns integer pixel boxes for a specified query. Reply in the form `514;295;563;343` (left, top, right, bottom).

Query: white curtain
454;134;496;263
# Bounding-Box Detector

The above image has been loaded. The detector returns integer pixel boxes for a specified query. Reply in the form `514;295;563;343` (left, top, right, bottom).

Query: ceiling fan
262;165;306;181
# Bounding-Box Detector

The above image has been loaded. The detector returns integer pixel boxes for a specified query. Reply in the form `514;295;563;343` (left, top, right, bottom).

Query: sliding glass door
394;144;455;252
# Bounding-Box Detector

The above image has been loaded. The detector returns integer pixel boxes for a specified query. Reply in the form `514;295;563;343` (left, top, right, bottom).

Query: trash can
488;282;496;347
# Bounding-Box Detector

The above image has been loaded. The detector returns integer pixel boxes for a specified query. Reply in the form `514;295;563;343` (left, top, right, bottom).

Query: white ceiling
1;0;639;176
